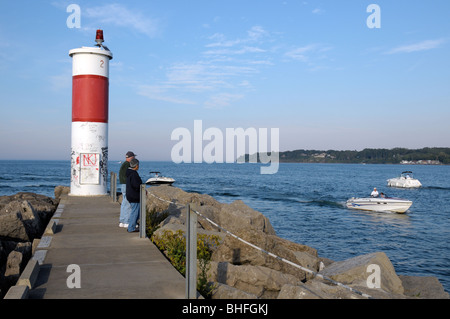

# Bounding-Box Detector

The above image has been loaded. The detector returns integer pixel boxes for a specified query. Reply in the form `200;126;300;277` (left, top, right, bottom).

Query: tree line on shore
242;147;450;164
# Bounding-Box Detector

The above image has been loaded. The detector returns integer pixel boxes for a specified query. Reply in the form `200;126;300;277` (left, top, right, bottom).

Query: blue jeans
128;202;140;232
120;184;131;224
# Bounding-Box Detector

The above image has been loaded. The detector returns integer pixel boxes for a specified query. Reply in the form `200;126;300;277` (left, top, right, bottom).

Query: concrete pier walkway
28;194;186;299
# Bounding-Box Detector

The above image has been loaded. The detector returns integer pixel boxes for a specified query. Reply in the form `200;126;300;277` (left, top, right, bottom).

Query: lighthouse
69;30;113;196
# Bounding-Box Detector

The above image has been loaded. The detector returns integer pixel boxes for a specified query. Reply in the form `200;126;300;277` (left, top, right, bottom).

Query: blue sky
0;1;449;161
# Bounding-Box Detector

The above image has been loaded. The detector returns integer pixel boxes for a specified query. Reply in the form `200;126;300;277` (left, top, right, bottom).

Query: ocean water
1;160;449;293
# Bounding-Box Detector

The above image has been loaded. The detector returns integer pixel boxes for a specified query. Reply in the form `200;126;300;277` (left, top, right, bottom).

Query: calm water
1;160;449;293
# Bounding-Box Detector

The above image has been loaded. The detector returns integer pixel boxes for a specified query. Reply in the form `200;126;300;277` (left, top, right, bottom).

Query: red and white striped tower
69;30;113;196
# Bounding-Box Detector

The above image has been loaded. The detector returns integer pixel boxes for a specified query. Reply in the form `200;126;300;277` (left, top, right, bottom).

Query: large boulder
211;229;319;281
400;275;450;299
54;185;70;200
0;193;57;242
0;192;56;298
277;282;355;299
318;252;404;295
147;185;276;235
0;201;48;242
0;192;57;217
277;278;406;299
0;210;30;242
4;251;23;280
0;241;32;298
208;261;301;299
209;283;258;299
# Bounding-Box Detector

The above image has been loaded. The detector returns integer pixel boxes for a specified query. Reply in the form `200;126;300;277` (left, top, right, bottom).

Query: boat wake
211;191;241;198
297;199;346;209
422;186;450;191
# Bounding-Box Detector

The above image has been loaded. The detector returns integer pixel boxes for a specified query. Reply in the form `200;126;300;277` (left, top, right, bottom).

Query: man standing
119;151;136;227
371;187;379;198
126;158;143;233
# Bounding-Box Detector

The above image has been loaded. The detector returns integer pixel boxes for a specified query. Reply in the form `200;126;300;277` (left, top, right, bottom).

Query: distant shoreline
241;147;450;165
275;161;447;165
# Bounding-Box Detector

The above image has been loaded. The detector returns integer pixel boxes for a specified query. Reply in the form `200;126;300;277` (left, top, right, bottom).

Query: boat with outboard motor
346;196;412;213
387;171;422;188
145;172;175;185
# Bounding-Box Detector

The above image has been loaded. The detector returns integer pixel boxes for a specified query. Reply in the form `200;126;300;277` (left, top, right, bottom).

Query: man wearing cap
126;158;142;233
118;151;136;227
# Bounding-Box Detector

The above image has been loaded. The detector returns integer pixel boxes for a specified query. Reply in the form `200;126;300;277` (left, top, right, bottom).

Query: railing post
139;184;147;239
113;172;117;202
110;172;117;202
185;204;197;299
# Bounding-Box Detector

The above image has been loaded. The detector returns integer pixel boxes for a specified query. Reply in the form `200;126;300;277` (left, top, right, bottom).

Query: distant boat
145;171;175;185
346;196;412;214
387;171;422;188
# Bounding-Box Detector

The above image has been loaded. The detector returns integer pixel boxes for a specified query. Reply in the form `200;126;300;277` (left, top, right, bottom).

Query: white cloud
285;44;332;62
136;61;252;106
84;4;159;37
285;44;317;62
204;93;244;109
247;25;269;41
137;84;196;105
205;25;269;49
284;43;335;72
137;26;273;108
204;46;266;56
142;61;255;91
386;39;446;54
206;33;242;48
165;63;220;92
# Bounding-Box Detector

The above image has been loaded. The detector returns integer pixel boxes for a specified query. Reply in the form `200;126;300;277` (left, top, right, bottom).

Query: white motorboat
387;171;422;188
145;171;175;185
346;196;412;213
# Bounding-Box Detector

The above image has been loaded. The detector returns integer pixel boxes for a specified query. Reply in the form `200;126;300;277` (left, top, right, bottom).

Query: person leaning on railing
126;158;142;233
119;151;136;228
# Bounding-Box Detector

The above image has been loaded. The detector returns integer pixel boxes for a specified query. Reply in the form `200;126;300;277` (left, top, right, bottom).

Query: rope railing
148;192;373;299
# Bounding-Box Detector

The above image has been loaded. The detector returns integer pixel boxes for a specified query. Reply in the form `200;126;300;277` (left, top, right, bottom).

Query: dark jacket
126;168;142;203
119;161;130;184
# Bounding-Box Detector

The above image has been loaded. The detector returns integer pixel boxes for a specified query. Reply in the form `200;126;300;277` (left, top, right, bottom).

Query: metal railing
185;204;197;299
139;184;147;239
141;185;196;297
110;172;117;202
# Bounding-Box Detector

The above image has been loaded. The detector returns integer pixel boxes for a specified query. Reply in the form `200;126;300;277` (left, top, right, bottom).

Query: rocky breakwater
148;185;449;299
0;192;58;298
